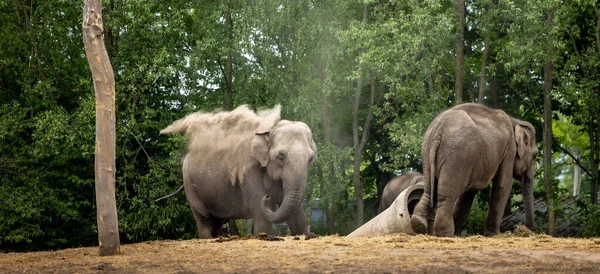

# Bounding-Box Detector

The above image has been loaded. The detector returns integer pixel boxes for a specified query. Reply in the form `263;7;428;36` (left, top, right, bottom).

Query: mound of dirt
1;234;599;273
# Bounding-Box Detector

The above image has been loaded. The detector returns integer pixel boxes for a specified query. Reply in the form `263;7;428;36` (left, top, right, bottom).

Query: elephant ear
309;138;318;164
515;124;530;159
251;131;270;167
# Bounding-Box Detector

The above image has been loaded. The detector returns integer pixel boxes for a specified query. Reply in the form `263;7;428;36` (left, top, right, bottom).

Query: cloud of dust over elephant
160;104;282;151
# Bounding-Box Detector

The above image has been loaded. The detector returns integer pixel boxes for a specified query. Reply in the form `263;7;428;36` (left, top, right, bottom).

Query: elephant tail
426;138;440;227
160;115;198;134
154;185;185;202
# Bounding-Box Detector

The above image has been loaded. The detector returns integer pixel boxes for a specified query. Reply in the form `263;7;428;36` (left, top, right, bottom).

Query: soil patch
1;234;599;273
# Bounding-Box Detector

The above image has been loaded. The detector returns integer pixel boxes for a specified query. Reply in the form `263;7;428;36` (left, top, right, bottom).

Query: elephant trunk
521;168;535;230
261;156;307;224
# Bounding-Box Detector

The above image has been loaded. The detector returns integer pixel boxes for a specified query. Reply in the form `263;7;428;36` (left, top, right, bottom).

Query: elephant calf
379;171;424;213
158;105;317;238
411;103;537;237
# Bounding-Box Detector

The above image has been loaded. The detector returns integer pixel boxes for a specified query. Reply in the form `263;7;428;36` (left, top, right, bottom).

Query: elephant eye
277;149;287;164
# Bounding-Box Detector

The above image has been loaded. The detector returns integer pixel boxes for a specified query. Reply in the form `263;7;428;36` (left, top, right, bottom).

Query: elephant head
512;120;538;230
250;120;317;224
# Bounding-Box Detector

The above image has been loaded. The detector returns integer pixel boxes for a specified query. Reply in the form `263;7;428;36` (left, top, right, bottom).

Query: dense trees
1;0;599;250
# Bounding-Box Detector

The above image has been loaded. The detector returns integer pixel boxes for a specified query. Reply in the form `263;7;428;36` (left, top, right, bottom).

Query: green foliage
2;0;600;251
581;204;600;238
460;195;489;236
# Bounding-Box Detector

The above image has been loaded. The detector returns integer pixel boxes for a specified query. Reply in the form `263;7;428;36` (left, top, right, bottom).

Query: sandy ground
1;233;600;273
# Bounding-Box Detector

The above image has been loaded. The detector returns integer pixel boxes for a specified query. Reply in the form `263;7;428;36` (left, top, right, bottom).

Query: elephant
379;171;424;213
156;105;317;238
410;103;537;237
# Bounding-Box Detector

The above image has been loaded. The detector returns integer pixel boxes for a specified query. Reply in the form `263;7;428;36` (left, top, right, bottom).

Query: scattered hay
513;224;536;237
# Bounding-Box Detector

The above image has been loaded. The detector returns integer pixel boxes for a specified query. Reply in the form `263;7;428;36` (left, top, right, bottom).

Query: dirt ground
1;232;600;274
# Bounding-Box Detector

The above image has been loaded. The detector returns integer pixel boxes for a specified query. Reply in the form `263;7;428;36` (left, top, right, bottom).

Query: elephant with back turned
157;105;317;238
411;103;537;237
379;171;424;213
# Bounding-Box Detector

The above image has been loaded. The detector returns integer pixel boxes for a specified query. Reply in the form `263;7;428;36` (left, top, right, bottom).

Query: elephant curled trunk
521;167;536;230
261;165;308;224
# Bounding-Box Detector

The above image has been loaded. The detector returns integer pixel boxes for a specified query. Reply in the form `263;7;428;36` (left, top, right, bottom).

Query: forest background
1;0;600;251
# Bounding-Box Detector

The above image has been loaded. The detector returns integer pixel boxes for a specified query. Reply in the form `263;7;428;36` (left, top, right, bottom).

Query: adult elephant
379;171;424;213
410;103;537;237
156;105;317;238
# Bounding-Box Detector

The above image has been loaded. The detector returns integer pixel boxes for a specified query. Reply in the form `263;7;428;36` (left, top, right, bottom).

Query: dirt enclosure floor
1;233;600;273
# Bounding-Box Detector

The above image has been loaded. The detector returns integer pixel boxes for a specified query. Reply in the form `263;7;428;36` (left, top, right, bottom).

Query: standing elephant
157;105;317;238
410;103;537;237
379;171;424;213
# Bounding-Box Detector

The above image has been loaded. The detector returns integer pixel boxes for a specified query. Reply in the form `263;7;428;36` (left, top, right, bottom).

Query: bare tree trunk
573;150;581;196
543;8;555;236
454;0;465;104
224;0;233;110
352;67;375;228
477;38;491;104
352;3;369;228
83;0;120;256
592;4;600;205
352;77;364;228
591;116;599;205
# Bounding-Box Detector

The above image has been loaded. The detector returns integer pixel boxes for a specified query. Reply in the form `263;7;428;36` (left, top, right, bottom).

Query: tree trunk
454;0;465;104
543;8;555;236
573;151;581;197
352;77;364;228
477;38;491;104
224;0;233;110
591;116;599;205
592;3;600;205
352;3;368;228
353;71;375;228
83;0;120;256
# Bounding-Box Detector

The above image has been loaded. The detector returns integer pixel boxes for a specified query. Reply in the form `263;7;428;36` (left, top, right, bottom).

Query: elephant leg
453;190;477;236
287;206;309;235
432;184;461;237
250;201;273;235
189;202;216;239
252;216;273;235
211;218;228;237
485;164;513;236
410;177;434;234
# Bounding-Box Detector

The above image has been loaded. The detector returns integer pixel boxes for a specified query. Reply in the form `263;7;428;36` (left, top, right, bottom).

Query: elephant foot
304;232;318;240
410;215;428;234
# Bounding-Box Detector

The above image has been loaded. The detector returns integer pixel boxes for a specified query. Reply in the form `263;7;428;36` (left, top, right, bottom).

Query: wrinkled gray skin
379;171;424;213
165;120;317;238
411;103;537;237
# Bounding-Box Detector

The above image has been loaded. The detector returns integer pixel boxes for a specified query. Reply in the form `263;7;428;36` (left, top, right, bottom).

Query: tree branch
556;145;592;177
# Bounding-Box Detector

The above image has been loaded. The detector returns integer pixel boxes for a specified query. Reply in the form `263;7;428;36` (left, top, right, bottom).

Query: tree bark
543;8;555;236
83;0;120;256
573;150;581;197
353;65;375;228
591;116;599;205
352;3;368;228
454;0;465;104
477;38;491;104
592;4;600;205
224;0;233;110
